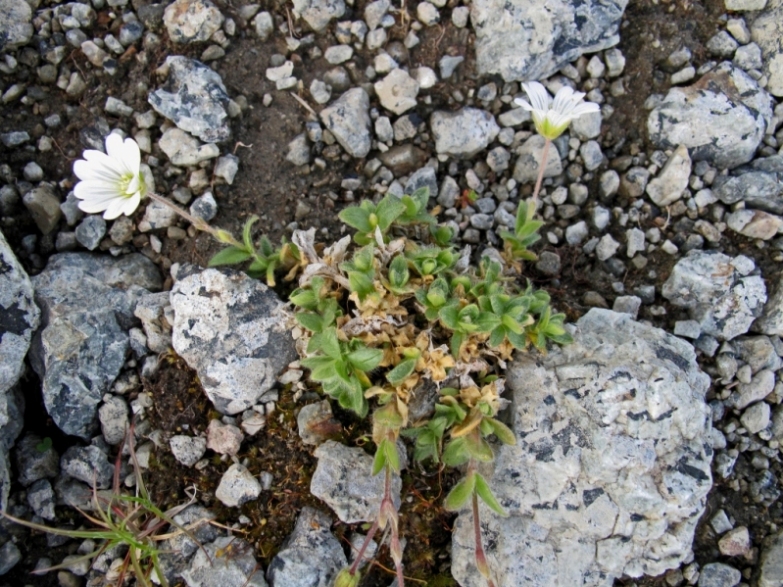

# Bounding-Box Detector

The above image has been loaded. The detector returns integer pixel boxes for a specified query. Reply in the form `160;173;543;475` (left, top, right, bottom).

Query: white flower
73;133;146;220
515;81;600;140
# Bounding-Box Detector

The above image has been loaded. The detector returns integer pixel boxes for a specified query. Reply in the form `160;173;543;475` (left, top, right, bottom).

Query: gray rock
30;253;161;438
0;131;29;147
647;62;773;169
470;0;627;82
182;536;267;587
267;507;346;587
324;44;353;64
215;463;262;507
726;209;783;240
375;69;419;115
23;161;43;182
759;531;783;587
620;167;651;198
439;55;464;79
713;171;783;214
612;295;641;317
292;0;345;32
320;88;372;158
0;230;39;402
662;250;767;341
75;215;107;251
535;251;561;276
452;309;712;586
149;56;232;143
134;292;172;354
159;128;220;166
572;110;603;140
711;509;733;534
404;166;437;197
750;0;783;97
718;526;750;557
735;369;775;409
438;176;460;208
0;541;21;576
286;133;311;166
156;504;219;584
206;419;243;455
119;21;144;46
311;440;401;523
565;220;589;245
706;31;739;58
23;185;62;235
164;0;224;44
697;563;741;587
297;400;338;446
734;42;763;70
0;0;33;51
580;140;603;171
513;134;563;183
170;435;207;467
755;275;783;335
645;145;691;206
98;395;129;445
365;0;390;29
253;12;274;40
14;434;59;487
190;192;218;222
214;155;239;184
596;234;620;261
60;445;114;489
430;108;500;158
740;400;770;434
27;478;56;520
310;79;332;104
170;268;296;415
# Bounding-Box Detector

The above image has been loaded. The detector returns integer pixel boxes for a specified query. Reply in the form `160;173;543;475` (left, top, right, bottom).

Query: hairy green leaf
295;312;323;333
347;347;383;372
485;418;516;445
208;247;252;266
444;472;476;512
474;473;507;516
339;206;373;233
442;437;470;467
386;358;417;387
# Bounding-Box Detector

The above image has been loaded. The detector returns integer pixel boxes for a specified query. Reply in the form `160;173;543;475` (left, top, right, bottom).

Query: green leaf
320;328;342;360
208;246;252;266
465;434;494;462
242;216;258;251
485;418;516;445
289;288;317;309
339;206;373;233
295;312;323;333
442;437;470;467
388;255;409;288
372;444;387;476
301;356;337;380
383;438;400;473
375;195;406;230
259;235;275;258
439;303;461;330
347;347;383;372
443;472;476;512
474;473;507;516
489;326;506;348
449;331;465;358
348;271;375;299
386;358;417;387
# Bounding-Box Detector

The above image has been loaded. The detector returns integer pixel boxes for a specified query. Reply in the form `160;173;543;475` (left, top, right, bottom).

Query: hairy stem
348;517;381;576
470;462;496;587
146;191;243;249
530;137;551;212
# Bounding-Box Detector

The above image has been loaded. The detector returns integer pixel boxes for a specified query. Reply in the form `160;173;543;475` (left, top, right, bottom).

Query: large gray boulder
149;56;232;143
30;253;162;439
750;0;783;97
647;62;773;170
170;267;296;415
470;0;627;82
662;250;766;341
452;309;712;587
267;507;346;587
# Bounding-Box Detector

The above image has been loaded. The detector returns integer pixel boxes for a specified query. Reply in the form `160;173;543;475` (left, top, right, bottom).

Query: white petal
73;159;120;183
125;174;140;196
102;197;127;220
514;97;534;111
74;180;123;203
120;192;142;216
522;82;551;112
78;198;115;214
105;133;125;160
571;102;600;117
121;138;141;174
552;86;576;115
81;149;127;178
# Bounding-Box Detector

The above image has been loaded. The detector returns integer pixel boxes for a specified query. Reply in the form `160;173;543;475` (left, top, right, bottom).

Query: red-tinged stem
348;517;381;576
530;137;551;213
470;462;496;587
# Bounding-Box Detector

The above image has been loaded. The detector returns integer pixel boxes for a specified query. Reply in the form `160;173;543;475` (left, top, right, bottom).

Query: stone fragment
751;0;783;96
170;435;207;467
452;309;712;586
75;216;106;251
726;209;783;240
182;536;267;587
14;434;59;487
311;440;401;523
646;145;691;206
267;508;345;587
215;463;261;507
319;88;372;158
149;56;231;143
23;185;61;235
740;401;770;434
718;527;751;557
31;254;161;438
170;268;296;415
430;108;499;158
164;0;224;44
291;0;345;32
0;0;33;50
60;445;114;489
759;531;783;587
470;0;626;82
159;128;219;166
647;62;773;169
374;69;419;115
662;250;766;340
134;292;172;354
712;171;783;214
513;135;562;182
98;395;129;445
697;563;741;587
206;419;243;455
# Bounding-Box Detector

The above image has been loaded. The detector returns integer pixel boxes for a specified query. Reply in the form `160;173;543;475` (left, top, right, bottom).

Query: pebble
325;44;353;64
0;542;21;576
416;1;440;25
375;69;419;115
75;215;106;251
206;419;244;455
596;234;620;261
169;435;207;467
718;527;751;557
253;11;273;40
440;55;464;79
740;401;771;434
452;6;469;27
215;463;262;507
23;161;43;182
23;185;61;234
697;562;741;587
190;192;217;222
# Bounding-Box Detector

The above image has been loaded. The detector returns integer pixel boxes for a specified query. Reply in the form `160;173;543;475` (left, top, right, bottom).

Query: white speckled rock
215;463;262;507
470;0;627;82
163;0;224;44
662;250;767;340
170;267;296;415
452;309;712;587
647;62;773;169
319;88;372;158
750;0;783;97
430;108;499;158
292;0;345;32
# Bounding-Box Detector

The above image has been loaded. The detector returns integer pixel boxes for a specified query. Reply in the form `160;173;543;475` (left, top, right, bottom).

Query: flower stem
530;137;551;214
470;461;496;587
146;191;243;249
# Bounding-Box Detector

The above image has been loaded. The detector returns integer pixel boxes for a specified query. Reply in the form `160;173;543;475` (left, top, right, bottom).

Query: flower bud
216;229;236;244
334;569;361;587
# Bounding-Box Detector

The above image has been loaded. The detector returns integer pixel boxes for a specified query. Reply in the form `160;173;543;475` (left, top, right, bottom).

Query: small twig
233;141;253;155
289;91;318;117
